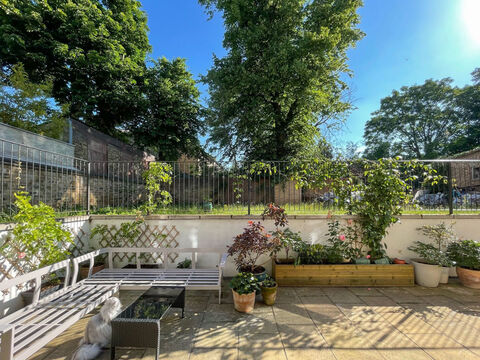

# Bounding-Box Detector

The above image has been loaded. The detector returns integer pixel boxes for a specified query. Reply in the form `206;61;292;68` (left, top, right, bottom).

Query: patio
30;280;480;360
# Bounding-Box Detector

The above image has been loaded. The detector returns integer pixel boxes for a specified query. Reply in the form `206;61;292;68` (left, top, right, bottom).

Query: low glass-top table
111;286;185;360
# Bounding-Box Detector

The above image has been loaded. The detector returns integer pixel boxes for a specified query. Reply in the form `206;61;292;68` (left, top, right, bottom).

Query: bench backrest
0;259;70;306
70;247;227;285
0;247;228;297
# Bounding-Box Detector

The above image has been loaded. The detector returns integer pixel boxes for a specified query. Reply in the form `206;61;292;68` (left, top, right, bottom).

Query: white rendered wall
90;214;480;277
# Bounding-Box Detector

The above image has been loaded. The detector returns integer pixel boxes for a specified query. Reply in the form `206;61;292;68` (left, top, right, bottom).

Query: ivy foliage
0;192;73;274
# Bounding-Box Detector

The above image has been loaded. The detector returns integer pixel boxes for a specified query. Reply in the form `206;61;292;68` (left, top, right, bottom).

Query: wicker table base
111;286;185;360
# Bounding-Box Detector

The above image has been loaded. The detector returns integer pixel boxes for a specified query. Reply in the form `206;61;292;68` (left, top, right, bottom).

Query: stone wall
0;160;145;214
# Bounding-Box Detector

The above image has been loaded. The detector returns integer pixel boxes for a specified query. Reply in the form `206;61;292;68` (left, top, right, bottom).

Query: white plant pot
411;260;442;287
449;266;457;278
440;267;449;284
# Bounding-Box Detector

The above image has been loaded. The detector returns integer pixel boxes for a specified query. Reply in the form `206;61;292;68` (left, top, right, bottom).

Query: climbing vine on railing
290;157;447;260
142;162;173;214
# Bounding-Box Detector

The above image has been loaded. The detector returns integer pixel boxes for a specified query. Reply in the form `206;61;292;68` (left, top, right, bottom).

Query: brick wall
451;149;480;190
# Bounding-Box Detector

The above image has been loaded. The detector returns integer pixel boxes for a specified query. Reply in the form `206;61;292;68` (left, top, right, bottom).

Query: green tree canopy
0;0;150;134
0;63;67;139
448;68;480;155
199;0;364;162
364;78;461;160
128;58;205;161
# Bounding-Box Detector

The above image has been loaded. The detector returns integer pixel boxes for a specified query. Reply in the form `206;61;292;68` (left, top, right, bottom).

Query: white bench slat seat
85;269;222;289
0;247;227;360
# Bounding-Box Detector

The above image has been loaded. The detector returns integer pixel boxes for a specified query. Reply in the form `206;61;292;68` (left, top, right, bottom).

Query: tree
199;0;364;162
0;0;150;135
364;79;461;159
128;58;204;161
0;63;67;139
448;68;480;155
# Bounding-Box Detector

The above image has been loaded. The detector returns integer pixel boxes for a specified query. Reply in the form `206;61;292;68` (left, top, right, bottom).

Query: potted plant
177;258;192;269
260;275;278;306
263;203;298;264
409;222;457;285
228;221;276;282
230;272;260;313
202;197;213;212
271;228;304;264
79;253;108;278
0;192;73;304
448;240;480;289
408;242;453;287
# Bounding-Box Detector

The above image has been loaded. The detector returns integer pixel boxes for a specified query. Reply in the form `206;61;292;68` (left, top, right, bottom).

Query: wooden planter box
273;262;414;287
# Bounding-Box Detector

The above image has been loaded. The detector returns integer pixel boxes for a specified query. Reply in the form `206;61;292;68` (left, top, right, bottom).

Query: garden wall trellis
93;223;180;264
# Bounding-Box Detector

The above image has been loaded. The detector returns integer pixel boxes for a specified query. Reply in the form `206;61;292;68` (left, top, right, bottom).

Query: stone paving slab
30;279;480;360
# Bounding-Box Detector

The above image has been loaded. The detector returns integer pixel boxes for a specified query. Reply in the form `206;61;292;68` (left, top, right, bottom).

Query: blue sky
141;0;480;149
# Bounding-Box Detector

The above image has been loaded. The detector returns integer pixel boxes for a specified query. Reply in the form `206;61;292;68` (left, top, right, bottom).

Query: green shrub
295;243;344;265
261;275;277;288
448;240;480;270
177;258;192;269
0;192;73;274
229;272;260;295
408;241;453;267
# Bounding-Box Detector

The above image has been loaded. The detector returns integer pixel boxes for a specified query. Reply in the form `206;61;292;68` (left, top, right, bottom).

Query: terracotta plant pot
232;289;256;313
456;267;480;289
261;284;278;306
80;263;105;279
393;258;406;264
411;259;441;287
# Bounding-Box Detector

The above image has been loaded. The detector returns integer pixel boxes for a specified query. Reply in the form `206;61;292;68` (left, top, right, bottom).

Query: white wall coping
88;213;480;221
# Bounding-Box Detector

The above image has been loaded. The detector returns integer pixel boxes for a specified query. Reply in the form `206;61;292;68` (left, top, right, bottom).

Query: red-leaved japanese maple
228;221;277;273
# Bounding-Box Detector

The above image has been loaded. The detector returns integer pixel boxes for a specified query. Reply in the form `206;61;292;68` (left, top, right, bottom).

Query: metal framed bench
0;247;227;360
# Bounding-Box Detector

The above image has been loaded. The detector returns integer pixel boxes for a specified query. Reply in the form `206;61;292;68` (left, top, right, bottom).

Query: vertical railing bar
247;163;251;215
87;162;91;215
448;162;453;215
43;151;47;205
49;153;53;209
0;141;4;214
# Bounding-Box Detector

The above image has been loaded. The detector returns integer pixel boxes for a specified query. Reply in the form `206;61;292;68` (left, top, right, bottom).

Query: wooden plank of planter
273;263;414;287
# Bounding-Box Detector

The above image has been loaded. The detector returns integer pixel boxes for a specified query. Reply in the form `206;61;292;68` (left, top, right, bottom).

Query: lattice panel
70;228;88;257
97;223;179;264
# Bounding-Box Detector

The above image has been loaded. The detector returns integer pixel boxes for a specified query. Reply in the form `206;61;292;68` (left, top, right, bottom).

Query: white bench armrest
219;253;228;269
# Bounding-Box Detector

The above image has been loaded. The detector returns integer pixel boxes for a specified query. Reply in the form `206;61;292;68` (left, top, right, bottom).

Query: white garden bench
0;247;227;360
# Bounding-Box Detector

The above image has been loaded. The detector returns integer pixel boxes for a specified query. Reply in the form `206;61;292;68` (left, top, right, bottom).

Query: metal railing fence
1;138;480;218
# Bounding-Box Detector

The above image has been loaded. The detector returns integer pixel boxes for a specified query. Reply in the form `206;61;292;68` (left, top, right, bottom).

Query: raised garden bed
273;262;414;287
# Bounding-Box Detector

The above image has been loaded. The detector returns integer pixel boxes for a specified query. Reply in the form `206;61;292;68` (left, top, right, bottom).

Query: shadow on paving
30;279;480;360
